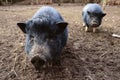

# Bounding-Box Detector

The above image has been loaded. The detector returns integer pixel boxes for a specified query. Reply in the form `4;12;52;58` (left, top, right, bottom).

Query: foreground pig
82;3;106;32
17;6;68;69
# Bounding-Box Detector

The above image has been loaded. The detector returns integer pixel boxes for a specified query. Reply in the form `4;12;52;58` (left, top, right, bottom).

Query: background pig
82;3;106;32
17;6;68;69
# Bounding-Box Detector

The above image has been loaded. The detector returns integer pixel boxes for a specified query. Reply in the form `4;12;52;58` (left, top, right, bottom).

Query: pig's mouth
91;24;99;27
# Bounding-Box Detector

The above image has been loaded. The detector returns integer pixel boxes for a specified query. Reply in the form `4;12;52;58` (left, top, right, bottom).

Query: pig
82;3;106;32
17;6;68;69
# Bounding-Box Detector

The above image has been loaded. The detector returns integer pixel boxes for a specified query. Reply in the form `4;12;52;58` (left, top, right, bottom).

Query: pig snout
29;43;51;69
91;20;99;27
31;54;45;69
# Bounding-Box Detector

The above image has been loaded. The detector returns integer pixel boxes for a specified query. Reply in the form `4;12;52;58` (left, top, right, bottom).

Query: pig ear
17;23;26;33
56;22;68;34
102;13;106;17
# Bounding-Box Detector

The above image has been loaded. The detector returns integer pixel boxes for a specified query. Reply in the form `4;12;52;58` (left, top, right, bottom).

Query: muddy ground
0;4;120;80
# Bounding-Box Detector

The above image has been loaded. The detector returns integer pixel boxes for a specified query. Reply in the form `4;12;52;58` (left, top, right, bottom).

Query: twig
3;70;17;80
23;54;27;71
99;52;108;59
84;66;94;80
3;54;18;80
112;34;120;38
11;53;18;77
11;69;17;77
87;75;94;80
12;54;17;70
0;57;3;63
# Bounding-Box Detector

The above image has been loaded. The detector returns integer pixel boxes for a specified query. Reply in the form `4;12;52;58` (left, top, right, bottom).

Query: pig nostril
31;56;38;64
92;23;98;27
93;24;97;26
31;55;45;69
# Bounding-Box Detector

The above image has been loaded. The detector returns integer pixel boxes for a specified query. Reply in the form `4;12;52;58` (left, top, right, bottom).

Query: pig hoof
31;55;45;70
93;28;96;33
85;27;89;32
93;28;99;33
82;23;86;27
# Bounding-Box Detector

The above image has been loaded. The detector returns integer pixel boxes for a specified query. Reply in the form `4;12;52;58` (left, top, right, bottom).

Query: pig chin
90;24;99;27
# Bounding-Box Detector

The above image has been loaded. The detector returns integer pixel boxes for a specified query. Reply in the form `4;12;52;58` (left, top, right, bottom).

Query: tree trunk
5;0;8;4
31;0;34;5
36;0;39;4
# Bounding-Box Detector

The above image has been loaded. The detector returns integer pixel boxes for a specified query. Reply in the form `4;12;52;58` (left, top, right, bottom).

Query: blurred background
0;0;120;80
0;0;120;6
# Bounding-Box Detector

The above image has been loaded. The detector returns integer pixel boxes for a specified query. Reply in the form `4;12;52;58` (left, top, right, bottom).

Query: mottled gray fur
17;6;68;69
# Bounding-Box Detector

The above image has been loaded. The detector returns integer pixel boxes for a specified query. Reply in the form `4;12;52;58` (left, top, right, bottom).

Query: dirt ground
0;4;120;80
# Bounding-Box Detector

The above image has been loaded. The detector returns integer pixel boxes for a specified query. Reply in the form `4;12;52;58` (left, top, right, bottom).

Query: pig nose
31;55;45;70
92;21;98;27
93;23;98;26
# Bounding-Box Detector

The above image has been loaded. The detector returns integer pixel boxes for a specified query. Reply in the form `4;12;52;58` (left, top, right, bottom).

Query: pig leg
82;23;86;27
93;27;97;33
83;23;89;32
85;26;89;32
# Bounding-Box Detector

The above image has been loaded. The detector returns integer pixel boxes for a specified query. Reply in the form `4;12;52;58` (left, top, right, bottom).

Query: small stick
3;70;17;80
23;54;27;71
112;34;120;38
10;53;18;78
13;54;17;70
87;75;94;80
1;54;18;80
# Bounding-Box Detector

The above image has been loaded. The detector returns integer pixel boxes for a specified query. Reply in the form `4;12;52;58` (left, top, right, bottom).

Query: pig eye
46;34;53;39
30;35;34;42
30;35;34;38
90;15;94;18
45;32;55;39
